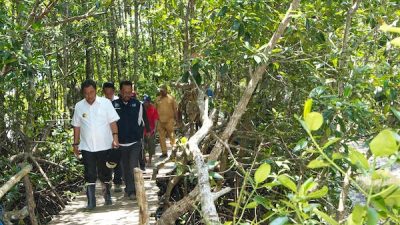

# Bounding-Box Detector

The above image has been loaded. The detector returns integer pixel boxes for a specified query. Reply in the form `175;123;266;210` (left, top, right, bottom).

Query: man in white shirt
102;82;123;193
72;79;120;210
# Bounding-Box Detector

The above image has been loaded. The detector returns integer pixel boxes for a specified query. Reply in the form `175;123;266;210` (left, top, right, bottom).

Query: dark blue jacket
112;98;150;144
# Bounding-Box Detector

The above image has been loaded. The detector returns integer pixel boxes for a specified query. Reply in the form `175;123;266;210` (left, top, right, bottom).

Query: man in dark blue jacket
112;80;150;200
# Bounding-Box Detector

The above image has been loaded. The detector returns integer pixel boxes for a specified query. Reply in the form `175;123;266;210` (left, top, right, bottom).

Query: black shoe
103;183;112;205
159;154;168;159
86;185;96;209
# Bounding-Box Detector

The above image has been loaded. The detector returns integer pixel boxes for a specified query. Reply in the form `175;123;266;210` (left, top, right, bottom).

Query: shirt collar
85;96;101;106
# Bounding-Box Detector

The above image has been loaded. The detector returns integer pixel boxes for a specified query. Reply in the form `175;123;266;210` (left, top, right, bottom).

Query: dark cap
102;82;115;89
143;94;151;102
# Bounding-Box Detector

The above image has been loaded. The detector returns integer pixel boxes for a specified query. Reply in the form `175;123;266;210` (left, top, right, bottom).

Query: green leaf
390;37;400;47
207;160;220;170
245;201;258;209
253;195;269;209
349;204;367;224
209;172;224;180
303;98;313;118
217;6;228;17
299;178;316;196
223;222;232;225
293;138;308;152
228;202;239;207
305;112;324;131
369;129;398;157
349;148;370;170
307;159;330;169
390;107;400;121
307;186;328;199
269;216;289;225
253;55;262;64
313;208;339;225
382;188;400;207
344;85;352;97
322;138;341;150
254;163;271;185
332;152;344;160
366;207;379;225
277;174;297;192
380;23;400;33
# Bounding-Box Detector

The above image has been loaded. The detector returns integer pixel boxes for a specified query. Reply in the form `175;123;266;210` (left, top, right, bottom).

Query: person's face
144;101;150;108
83;86;96;105
120;84;133;102
103;87;115;101
159;89;167;97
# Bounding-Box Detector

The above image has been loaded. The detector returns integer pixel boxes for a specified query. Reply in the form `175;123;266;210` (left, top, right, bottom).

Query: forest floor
48;141;176;225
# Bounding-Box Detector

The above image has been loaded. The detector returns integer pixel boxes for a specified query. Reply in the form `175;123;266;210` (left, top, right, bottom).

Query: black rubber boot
86;184;96;210
103;182;112;205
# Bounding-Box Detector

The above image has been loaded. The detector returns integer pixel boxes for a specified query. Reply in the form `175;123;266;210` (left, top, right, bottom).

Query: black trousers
81;150;112;183
120;142;141;196
113;162;123;185
107;149;123;185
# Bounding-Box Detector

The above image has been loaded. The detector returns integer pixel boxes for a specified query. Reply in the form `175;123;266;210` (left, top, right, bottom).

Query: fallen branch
0;164;32;199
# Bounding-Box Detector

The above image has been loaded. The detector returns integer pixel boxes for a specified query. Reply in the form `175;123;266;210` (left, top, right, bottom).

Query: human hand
73;146;80;158
112;138;119;149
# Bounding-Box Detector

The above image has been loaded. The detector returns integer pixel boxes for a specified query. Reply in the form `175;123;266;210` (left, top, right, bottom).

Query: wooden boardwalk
49;144;175;225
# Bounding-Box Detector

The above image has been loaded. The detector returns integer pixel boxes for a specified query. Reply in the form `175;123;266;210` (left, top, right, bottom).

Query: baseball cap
143;94;151;102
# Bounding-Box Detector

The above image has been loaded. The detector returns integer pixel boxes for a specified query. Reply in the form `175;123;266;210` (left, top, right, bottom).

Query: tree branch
340;0;362;66
30;156;65;207
187;95;220;224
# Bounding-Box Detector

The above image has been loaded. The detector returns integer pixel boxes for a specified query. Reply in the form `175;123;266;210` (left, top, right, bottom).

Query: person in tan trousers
155;85;178;158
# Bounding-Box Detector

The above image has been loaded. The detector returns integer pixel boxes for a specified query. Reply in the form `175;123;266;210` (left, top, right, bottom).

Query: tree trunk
85;36;93;80
133;0;139;81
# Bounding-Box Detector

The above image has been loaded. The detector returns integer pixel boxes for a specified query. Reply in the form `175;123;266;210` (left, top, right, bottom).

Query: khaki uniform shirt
155;94;177;123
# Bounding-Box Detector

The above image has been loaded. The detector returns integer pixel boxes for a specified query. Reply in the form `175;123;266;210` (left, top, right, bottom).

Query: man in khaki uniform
155;85;178;158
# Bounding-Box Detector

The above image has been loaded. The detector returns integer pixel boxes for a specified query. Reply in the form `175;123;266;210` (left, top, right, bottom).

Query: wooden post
23;175;38;225
134;168;149;225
